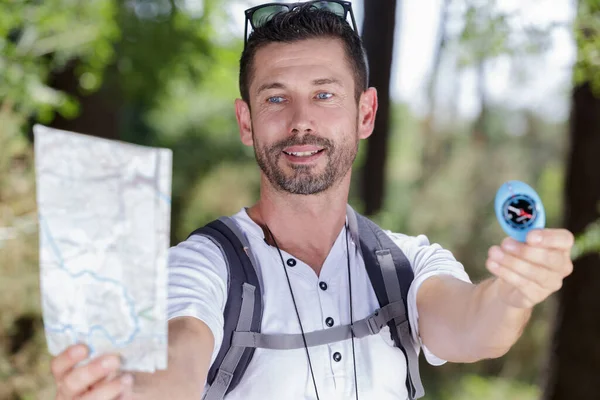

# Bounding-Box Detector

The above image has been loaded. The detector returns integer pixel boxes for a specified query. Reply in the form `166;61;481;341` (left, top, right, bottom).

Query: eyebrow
256;77;343;95
311;77;343;86
256;82;286;95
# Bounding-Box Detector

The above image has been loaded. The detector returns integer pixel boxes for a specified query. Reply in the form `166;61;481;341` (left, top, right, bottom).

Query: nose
289;101;314;135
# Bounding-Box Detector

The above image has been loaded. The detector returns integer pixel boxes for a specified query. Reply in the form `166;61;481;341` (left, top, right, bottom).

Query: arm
417;275;530;362
52;234;227;400
131;317;214;399
416;229;573;363
51;316;214;400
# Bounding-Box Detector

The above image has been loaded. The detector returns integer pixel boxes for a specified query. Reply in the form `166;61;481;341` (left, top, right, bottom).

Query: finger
117;374;135;400
486;258;548;305
59;354;121;398
526;229;574;250
501;238;572;275
79;373;133;400
488;246;564;291
51;344;89;380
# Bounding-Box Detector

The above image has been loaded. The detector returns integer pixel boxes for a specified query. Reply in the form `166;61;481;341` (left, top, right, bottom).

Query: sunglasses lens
310;1;345;17
252;5;289;28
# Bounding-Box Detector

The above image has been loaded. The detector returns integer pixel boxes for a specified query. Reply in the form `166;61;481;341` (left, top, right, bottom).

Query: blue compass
494;180;545;242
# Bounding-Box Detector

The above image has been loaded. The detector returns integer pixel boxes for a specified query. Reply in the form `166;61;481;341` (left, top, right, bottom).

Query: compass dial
502;195;537;230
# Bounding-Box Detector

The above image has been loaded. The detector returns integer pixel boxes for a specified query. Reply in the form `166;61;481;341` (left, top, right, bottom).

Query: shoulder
382;229;470;280
383;230;447;260
170;208;251;261
383;230;433;251
168;208;256;275
169;233;227;269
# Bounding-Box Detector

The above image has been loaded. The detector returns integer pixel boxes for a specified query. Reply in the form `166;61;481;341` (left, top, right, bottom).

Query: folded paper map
34;124;171;372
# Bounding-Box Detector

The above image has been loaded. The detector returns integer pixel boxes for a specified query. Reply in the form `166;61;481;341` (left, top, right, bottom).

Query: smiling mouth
282;149;325;157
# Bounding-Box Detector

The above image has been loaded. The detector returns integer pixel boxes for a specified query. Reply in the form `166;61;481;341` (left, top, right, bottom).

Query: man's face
236;38;375;195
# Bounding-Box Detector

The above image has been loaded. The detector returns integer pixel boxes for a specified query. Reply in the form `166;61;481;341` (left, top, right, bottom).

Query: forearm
463;277;532;359
131;317;214;399
418;275;531;362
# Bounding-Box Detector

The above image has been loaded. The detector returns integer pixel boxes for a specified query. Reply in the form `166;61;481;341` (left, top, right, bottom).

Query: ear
235;98;253;146
357;87;378;140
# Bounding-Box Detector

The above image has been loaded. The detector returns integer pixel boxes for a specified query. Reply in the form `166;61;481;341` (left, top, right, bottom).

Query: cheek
329;107;359;133
330;102;358;123
253;108;291;136
310;106;353;132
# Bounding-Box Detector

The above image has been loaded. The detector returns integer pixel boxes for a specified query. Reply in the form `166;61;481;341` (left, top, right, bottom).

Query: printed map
34;124;171;372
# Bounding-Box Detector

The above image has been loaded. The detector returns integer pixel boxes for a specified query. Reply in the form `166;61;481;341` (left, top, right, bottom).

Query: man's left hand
485;228;574;309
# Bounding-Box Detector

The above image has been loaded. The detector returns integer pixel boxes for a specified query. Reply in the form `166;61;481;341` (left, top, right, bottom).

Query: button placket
317;282;338;326
316;277;345;376
316;236;349;374
329;341;350;376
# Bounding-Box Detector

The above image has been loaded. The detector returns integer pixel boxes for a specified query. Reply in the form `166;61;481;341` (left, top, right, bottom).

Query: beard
253;129;359;195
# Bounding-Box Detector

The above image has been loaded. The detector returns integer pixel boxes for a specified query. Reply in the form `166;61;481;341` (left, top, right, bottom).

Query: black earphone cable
345;223;360;400
265;223;359;400
266;225;320;400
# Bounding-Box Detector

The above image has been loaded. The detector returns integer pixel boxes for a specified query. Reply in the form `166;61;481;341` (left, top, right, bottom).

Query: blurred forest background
1;0;599;399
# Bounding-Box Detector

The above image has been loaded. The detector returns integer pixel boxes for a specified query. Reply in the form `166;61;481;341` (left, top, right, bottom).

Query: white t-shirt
167;208;471;399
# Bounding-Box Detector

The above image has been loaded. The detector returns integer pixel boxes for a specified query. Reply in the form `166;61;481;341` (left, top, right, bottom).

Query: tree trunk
47;62;120;140
472;59;488;146
419;0;452;186
451;58;490;270
360;0;397;216
542;81;600;399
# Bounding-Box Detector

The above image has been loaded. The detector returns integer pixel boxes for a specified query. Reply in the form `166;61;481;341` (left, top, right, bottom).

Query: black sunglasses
244;1;358;47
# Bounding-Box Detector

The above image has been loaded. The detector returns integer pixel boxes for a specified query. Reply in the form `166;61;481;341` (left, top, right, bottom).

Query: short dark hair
239;4;369;106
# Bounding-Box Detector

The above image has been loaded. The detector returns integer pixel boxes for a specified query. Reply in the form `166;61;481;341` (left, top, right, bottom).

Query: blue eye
316;92;333;100
267;96;285;103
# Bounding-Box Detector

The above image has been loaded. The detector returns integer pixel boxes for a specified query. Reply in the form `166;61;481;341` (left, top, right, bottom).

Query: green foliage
127;6;253;240
457;0;553;68
0;1;249;397
459;1;511;64
0;0;587;398
572;211;600;260
440;375;540;400
0;87;47;400
573;0;600;92
370;104;565;391
570;0;600;259
0;0;119;125
115;0;217;106
103;0;253;240
0;11;122;395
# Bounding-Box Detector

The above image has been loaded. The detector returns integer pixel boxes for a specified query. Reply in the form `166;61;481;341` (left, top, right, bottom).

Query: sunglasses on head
244;1;358;47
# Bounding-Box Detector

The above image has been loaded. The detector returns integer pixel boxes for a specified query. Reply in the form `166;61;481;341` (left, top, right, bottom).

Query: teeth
286;150;320;157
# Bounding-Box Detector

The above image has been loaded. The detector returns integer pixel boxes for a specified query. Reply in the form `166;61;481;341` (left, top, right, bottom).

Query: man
49;2;574;399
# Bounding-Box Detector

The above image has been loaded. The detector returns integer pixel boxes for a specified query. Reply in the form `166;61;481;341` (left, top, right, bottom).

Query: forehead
250;38;353;91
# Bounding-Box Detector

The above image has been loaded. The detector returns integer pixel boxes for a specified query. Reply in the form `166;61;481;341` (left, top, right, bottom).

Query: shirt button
333;352;342;362
286;258;296;267
325;317;334;327
319;281;328;290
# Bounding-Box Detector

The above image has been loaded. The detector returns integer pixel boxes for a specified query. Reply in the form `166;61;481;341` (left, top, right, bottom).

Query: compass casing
494;180;546;242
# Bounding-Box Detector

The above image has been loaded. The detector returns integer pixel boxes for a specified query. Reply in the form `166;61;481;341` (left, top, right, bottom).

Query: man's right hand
50;318;214;400
51;344;133;400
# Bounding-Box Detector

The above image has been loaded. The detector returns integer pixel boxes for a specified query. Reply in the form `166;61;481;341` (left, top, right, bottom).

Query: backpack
187;205;424;399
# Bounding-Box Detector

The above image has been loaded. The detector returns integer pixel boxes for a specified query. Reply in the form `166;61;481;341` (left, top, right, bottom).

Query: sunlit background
1;0;599;399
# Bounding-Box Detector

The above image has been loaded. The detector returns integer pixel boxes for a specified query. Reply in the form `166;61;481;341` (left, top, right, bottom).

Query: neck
247;172;351;274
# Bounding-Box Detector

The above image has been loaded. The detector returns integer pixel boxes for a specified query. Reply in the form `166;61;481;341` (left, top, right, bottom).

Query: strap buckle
366;309;383;335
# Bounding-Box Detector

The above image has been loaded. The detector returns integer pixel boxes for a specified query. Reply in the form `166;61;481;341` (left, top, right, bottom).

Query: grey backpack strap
203;283;256;400
231;301;405;349
347;205;425;400
188;218;263;400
